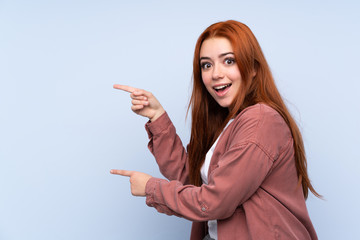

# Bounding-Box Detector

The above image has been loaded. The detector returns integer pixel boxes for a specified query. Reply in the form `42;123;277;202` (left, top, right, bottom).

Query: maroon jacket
144;104;317;240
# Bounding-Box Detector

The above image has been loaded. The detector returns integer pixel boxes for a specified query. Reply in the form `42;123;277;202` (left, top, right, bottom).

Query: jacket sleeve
145;142;274;221
145;112;190;184
145;106;292;221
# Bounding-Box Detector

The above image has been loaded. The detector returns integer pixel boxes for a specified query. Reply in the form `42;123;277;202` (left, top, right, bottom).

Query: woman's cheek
202;73;212;87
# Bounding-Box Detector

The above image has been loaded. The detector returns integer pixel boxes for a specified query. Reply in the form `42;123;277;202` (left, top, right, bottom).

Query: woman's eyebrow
219;52;234;57
200;52;234;61
200;56;210;61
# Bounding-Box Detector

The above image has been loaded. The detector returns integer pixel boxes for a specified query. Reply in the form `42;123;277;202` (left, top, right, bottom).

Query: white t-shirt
200;120;233;240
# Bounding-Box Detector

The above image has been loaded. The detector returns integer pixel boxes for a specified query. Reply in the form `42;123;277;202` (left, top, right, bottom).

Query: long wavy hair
187;20;320;199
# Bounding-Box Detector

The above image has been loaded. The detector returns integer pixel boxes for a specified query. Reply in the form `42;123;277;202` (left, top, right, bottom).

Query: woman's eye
201;62;212;69
225;58;235;65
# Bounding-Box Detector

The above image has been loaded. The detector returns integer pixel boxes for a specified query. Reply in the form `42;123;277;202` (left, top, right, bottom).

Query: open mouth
213;83;232;93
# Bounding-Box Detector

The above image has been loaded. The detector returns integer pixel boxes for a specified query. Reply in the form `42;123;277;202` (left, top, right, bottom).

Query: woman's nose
212;64;224;80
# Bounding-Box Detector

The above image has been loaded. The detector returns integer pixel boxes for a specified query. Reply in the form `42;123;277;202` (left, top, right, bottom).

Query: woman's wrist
150;108;165;122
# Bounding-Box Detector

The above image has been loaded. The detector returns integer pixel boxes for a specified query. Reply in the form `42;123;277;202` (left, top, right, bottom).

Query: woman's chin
216;100;231;109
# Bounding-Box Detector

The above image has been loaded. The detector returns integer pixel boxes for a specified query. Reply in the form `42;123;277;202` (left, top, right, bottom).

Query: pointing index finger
113;84;138;93
110;169;133;177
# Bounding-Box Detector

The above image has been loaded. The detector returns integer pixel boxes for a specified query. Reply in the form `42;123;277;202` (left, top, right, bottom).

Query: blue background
1;0;359;239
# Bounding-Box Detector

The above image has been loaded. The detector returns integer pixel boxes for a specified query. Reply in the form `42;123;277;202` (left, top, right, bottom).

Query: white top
200;120;233;240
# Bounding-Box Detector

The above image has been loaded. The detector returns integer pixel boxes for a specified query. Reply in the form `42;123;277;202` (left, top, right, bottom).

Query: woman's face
200;37;242;109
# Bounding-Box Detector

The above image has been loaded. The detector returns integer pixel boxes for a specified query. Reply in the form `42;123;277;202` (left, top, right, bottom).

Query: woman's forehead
200;37;233;58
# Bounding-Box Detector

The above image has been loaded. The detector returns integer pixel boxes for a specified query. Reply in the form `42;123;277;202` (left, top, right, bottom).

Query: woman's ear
252;61;259;78
251;70;257;78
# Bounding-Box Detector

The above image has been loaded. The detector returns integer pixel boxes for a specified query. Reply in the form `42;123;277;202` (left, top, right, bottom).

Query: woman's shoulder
235;103;288;128
236;103;281;121
230;103;293;155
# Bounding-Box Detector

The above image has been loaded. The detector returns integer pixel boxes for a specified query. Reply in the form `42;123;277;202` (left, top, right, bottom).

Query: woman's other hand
114;84;165;122
110;169;152;197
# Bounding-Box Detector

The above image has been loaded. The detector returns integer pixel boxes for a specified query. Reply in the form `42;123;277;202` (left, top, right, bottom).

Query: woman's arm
114;84;189;183
111;141;275;221
144;142;275;221
119;104;293;221
145;112;190;184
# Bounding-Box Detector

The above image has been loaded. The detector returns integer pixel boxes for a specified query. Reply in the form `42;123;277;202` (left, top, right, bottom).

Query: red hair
188;20;320;199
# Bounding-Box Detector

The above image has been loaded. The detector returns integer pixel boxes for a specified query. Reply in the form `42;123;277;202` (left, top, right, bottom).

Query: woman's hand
110;169;152;196
113;84;165;122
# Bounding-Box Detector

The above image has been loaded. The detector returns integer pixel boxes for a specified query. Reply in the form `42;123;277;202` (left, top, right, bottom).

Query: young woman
111;20;320;240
